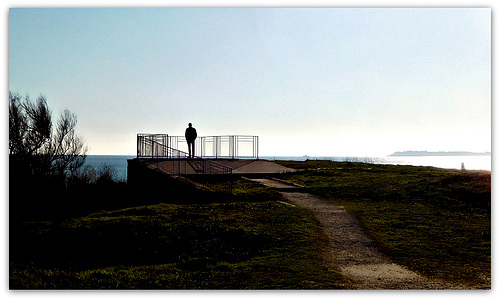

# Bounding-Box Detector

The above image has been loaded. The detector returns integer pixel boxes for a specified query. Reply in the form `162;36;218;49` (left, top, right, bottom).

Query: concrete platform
226;159;296;174
143;158;296;176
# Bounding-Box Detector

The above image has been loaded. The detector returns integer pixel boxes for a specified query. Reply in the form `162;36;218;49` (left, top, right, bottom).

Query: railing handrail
137;134;232;176
167;134;259;159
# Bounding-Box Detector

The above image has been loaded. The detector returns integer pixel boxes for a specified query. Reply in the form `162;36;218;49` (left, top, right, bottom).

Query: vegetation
9;91;87;183
10;144;490;288
276;160;491;287
10;179;347;289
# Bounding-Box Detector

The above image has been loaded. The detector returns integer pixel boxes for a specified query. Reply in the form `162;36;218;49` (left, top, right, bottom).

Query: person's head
188;123;192;128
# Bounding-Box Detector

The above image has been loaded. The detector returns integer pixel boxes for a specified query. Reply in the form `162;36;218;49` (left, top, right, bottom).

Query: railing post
200;137;204;158
255;136;259;159
137;135;140;158
229;136;234;159
235;136;239;158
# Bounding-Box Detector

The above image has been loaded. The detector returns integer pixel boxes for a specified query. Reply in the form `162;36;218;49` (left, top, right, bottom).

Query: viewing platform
128;133;297;192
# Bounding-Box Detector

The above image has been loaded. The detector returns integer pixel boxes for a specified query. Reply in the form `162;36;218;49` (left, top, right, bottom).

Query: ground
250;178;482;290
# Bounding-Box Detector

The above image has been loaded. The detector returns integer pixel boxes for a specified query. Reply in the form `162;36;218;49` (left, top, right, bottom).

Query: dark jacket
185;127;197;142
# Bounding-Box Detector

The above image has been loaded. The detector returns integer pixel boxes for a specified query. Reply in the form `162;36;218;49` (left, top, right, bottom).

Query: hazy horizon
9;8;491;157
84;149;492;157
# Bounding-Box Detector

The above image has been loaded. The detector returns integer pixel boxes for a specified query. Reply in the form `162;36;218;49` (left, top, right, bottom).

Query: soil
249;178;479;290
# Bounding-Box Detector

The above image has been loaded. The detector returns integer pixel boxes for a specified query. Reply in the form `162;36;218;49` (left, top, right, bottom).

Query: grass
276;160;491;287
11;161;491;289
10;179;347;289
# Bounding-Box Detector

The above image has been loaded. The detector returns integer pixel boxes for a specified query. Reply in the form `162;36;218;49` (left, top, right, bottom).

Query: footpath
249;178;471;290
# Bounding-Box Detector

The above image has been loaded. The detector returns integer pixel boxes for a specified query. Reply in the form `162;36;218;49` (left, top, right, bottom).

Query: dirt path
249;178;472;290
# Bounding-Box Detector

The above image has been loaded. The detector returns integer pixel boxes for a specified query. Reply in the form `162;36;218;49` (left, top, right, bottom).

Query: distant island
390;151;491;157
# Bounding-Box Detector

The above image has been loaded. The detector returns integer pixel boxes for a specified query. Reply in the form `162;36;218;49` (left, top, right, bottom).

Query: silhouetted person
185;123;197;158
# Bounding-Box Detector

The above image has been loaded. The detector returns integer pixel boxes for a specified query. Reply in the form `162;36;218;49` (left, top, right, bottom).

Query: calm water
84;155;135;181
85;155;491;181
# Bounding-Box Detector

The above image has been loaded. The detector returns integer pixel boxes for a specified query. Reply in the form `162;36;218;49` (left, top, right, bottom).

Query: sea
84;154;492;182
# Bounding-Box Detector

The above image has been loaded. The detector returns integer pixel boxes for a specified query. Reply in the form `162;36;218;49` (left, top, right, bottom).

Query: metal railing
136;133;232;176
137;134;170;158
168;135;259;159
187;158;233;175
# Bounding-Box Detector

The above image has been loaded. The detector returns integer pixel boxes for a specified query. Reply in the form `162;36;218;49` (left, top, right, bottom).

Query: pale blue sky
8;7;491;156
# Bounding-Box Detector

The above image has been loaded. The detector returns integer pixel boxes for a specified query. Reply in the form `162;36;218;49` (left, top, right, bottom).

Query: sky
8;6;491;156
2;3;498;299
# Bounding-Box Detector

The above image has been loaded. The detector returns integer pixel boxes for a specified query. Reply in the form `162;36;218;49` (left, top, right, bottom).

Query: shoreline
83;155;492;181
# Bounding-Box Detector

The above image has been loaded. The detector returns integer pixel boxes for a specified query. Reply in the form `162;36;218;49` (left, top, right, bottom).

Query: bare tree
9;91;88;181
